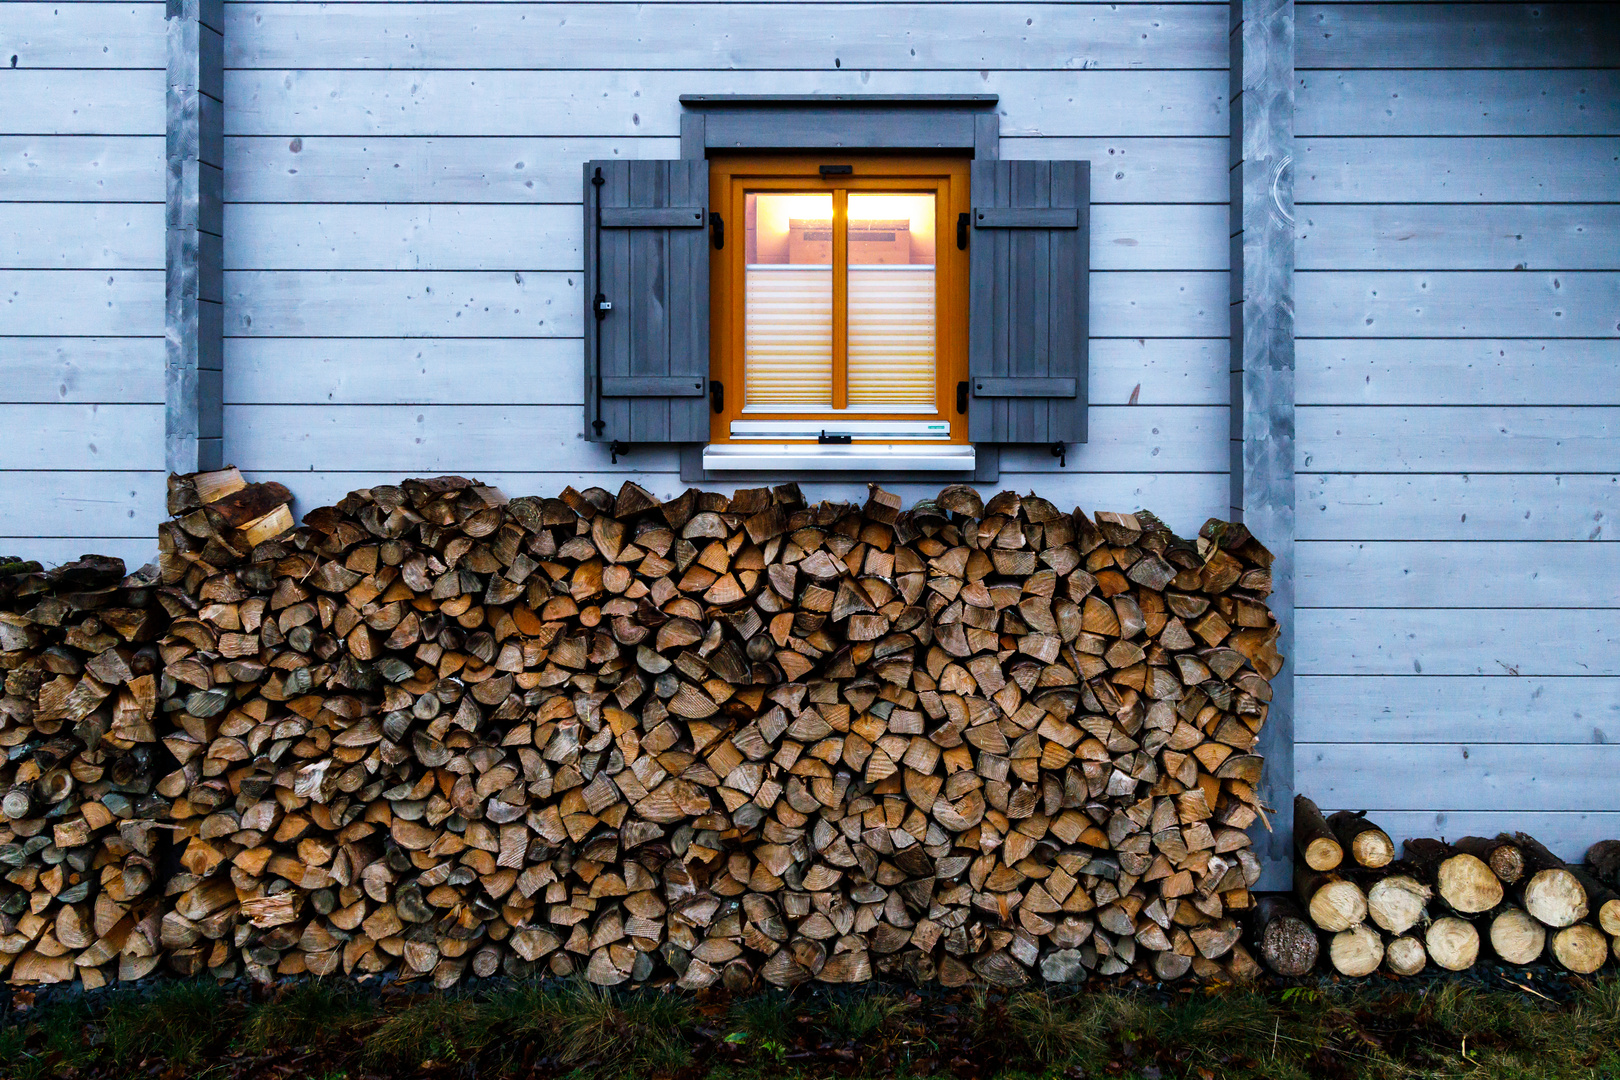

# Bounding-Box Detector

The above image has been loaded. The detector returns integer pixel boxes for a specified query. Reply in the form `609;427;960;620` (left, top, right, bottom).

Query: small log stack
2;474;1286;988
1278;797;1619;978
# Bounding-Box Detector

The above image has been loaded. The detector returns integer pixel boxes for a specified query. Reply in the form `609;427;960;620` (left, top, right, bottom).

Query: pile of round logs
0;473;1284;989
1276;797;1620;978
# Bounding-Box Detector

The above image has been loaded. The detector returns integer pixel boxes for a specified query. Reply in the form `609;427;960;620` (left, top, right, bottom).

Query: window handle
957;212;970;250
818;430;852;444
956;381;969;415
710;380;724;414
711;211;724;249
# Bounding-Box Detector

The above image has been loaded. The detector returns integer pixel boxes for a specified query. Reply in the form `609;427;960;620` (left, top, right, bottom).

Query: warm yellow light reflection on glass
847;193;936;408
744;192;833;406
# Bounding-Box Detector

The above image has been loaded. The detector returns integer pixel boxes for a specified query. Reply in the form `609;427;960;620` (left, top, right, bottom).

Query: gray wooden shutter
583;160;709;444
968;160;1089;444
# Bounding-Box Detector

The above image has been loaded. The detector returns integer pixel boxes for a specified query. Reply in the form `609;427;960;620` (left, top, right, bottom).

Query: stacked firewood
0;553;169;987
3;472;1284;988
1280;796;1620;977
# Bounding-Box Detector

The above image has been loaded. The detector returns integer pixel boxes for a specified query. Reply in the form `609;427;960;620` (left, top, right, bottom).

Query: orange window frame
708;155;972;444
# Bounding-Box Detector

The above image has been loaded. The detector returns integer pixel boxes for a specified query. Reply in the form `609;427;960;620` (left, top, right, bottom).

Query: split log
1403;839;1503;915
1326;810;1393;870
1249;895;1318;978
1293;796;1342;871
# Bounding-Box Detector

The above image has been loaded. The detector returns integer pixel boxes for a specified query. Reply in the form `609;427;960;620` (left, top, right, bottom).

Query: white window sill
701;442;976;473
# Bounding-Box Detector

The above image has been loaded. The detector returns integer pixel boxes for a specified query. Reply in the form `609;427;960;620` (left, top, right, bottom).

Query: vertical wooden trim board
1231;0;1295;891
166;0;224;473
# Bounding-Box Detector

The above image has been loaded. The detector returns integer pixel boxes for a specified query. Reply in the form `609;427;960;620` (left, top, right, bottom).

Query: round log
1328;924;1383;977
1404;839;1503;914
1250;895;1319;978
1425;916;1480;971
1327;810;1394;870
1453;835;1525;885
1550;924;1608;974
1367;874;1430;936
1587;839;1620;887
1296;868;1367;932
1522;868;1588;929
1294;796;1344;871
1385;935;1427;977
1489;906;1546;965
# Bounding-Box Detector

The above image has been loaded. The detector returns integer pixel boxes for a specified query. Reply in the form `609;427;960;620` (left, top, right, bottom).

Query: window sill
700;442;976;473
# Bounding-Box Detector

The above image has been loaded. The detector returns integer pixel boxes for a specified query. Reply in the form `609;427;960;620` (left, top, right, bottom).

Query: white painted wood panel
1296;270;1620;338
224;269;1228;338
224;403;1227;474
5;337;165;403
0;404;164;470
0;71;165;135
224;336;1228;406
1298;675;1620;745
0;203;163;269
222;203;1226;272
1296;70;1620;137
1301;475;1620;542
1297;609;1620;676
224;3;1227;71
0;135;163;201
1297;3;1615;70
0;3;165;69
226;70;1228;138
1298;339;1620;406
0;271;163;334
1297;743;1618;812
1296;137;1620;204
1298;541;1620;609
0;470;166;537
1325;812;1620;863
1297;205;1620;271
1299;406;1620;474
0;537;157;570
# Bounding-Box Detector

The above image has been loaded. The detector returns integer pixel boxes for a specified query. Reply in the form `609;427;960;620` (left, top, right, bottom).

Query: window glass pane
745;192;832;408
846;193;936;408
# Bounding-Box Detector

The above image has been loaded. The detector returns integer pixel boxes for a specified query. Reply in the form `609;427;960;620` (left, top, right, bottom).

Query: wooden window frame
708;155;972;446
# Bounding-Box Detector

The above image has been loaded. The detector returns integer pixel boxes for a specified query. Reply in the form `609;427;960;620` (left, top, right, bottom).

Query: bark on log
1326;810;1393;870
1293;795;1343;872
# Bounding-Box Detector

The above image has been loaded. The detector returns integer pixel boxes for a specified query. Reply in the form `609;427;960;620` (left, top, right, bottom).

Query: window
707;156;971;447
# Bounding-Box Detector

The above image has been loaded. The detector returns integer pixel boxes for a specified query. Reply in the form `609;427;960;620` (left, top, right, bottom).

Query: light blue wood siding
1295;2;1620;859
217;0;1234;538
0;2;166;566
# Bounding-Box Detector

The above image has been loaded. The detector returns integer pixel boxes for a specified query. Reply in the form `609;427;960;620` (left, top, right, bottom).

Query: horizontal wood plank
1297;70;1620;137
1298;675;1620;745
1297;205;1620;272
0;135;163;201
1298;541;1620;609
224;403;1226;474
224;336;1227;406
224;269;1227;338
0;536;157;570
1298;3;1615;69
1300;474;1620;542
1307;812;1620;863
0;469;166;537
1299;406;1620;474
0;71;164;135
3;336;165;403
0;2;165;69
227;69;1228;137
1297;743;1619;813
1296;137;1620;204
0;202;162;269
1298;339;1620;406
0;403;163;470
224;3;1227;71
0;271;163;334
1002;137;1226;203
1297;608;1620;676
1296;270;1620;338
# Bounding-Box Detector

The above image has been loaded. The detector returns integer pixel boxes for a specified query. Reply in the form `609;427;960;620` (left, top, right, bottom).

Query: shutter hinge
818;430;853;445
957;212;970;250
710;380;724;414
594;293;612;319
610;440;629;464
711;211;724;249
1051;441;1067;468
956;381;969;415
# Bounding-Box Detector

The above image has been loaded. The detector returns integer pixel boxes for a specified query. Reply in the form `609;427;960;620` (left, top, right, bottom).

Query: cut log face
1489;906;1546;966
1550;924;1608;974
1367;875;1430;936
1250;895;1318;978
0;479;1282;989
1328;924;1383;977
1294;796;1343;872
1523;869;1588;929
1384;935;1426;977
1425;917;1481;972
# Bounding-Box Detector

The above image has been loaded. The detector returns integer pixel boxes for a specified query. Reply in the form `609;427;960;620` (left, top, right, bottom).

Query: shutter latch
956;381;969;415
1051;441;1067;468
957;212;970;250
594;293;612;319
711;211;724;249
710;380;724;414
610;440;629;464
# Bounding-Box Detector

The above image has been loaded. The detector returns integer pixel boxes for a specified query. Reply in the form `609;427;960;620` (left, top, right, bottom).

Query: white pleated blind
744;266;832;406
847;266;936;407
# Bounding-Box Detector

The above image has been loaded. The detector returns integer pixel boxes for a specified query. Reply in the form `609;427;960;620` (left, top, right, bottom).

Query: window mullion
831;186;848;412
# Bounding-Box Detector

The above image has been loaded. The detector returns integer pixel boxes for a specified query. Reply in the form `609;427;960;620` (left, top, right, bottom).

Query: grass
0;972;1615;1079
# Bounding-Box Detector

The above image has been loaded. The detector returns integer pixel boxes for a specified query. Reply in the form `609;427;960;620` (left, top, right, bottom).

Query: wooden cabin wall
1293;2;1620;857
214;0;1233;538
0;2;167;568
